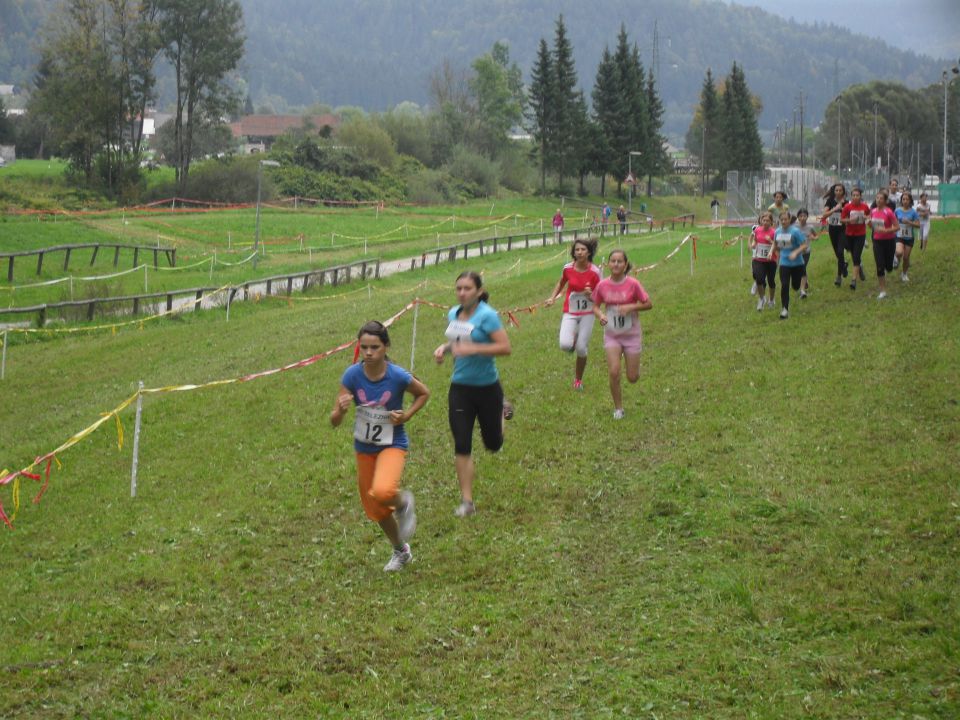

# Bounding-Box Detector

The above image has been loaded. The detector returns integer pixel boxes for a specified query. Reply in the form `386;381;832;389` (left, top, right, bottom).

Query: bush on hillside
444;145;500;198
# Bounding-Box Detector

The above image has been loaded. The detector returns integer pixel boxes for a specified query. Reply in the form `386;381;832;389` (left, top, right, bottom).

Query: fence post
6;256;12;282
113;246;121;267
90;245;99;266
130;381;144;498
63;248;72;272
133;247;140;268
36;251;44;275
409;301;419;373
1;330;7;380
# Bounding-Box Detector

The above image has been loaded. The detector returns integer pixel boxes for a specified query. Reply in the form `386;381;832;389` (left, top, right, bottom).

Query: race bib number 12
354;406;394;446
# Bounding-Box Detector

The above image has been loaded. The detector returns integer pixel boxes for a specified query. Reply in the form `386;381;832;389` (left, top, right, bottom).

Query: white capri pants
559;313;596;357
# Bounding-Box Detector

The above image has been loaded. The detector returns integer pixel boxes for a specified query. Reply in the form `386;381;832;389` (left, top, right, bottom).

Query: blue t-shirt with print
775;225;808;267
445;301;502;386
341;361;413;453
895;208;918;239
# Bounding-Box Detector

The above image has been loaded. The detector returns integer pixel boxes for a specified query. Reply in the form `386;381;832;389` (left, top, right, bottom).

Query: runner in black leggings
820;183;849;286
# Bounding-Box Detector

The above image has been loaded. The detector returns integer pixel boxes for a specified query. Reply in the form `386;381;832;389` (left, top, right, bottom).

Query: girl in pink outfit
869;189;900;300
591;249;653;419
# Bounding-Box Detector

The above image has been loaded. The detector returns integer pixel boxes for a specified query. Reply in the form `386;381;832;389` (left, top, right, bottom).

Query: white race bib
445;319;475;344
828;211;841;226
606;307;634;334
898;225;913;239
850;211;865;223
568;291;593;313
871;218;886;232
752;243;773;260
775;232;793;249
354;405;394;446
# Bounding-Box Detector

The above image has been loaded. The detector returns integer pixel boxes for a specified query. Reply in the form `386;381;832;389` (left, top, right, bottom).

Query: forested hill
0;0;945;137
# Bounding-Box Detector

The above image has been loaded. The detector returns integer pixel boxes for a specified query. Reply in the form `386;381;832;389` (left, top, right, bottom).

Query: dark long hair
570;237;598;262
822;183;847;203
357;320;390;346
456;270;490;304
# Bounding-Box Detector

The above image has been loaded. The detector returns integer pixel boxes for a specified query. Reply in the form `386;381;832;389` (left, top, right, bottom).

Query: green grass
0;196;681;311
0;216;957;718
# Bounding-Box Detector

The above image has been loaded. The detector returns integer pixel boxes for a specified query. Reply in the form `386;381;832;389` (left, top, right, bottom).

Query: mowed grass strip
0;222;957;718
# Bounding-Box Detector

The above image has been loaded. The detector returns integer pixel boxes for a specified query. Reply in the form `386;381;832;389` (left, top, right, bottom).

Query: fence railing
0;214;695;327
1;243;177;281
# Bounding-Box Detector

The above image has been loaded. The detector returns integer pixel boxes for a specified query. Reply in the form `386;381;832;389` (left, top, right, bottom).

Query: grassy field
0;214;957;718
1;183;708;313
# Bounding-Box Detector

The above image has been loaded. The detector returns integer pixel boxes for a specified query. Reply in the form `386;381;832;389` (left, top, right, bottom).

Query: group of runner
332;239;655;571
749;178;931;316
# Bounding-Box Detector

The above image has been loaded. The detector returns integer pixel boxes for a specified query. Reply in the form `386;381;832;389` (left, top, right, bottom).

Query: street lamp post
628;151;642;211
255;159;280;262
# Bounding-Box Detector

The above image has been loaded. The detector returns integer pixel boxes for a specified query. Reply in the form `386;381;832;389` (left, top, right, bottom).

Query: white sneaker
892;257;899;269
454;500;475;518
779;308;789;319
765;298;776;309
877;291;888;300
750;282;758;296
612;408;625;420
799;289;808;299
395;490;417;543
900;273;909;283
384;544;412;572
756;297;764;311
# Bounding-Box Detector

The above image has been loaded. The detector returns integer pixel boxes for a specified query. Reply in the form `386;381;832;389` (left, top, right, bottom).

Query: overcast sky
723;0;960;64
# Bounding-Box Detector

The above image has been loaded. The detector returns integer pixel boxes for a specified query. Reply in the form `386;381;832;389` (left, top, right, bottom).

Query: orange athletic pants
355;448;406;521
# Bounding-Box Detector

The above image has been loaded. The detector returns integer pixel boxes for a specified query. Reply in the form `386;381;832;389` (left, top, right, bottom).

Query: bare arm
390;377;430;425
330;384;352;427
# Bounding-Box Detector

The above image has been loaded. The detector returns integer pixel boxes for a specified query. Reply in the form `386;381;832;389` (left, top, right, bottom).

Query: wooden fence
0;213;695;327
1;243;177;281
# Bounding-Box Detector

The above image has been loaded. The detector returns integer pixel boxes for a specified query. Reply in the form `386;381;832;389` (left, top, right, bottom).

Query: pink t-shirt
869;206;897;241
592;276;650;336
559;262;603;315
752;226;777;262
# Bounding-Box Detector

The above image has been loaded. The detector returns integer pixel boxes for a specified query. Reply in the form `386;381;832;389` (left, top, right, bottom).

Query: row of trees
527;17;669;196
28;0;244;198
684;64;764;180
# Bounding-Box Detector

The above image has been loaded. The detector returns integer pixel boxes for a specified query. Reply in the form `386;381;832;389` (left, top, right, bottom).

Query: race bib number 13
568;292;592;313
354;406;394;446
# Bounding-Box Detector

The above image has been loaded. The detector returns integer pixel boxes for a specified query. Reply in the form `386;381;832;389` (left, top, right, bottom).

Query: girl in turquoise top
433;271;513;518
775;211;810;320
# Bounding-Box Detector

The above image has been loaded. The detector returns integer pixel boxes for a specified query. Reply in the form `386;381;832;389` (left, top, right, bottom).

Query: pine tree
551;14;580;190
591;46;620;196
721;62;763;172
643;67;670;196
526;37;554;194
685;68;723;179
607;25;648;194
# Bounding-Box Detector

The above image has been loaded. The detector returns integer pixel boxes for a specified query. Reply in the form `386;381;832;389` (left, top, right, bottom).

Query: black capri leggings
847;235;865;267
448;381;504;456
873;238;896;277
779;265;804;309
827;225;847;274
751;260;777;289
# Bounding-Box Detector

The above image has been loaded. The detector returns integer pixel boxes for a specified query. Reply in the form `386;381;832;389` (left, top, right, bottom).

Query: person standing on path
552;209;564;242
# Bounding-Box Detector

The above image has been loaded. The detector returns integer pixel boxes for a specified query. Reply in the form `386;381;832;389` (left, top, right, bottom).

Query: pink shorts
603;329;642;354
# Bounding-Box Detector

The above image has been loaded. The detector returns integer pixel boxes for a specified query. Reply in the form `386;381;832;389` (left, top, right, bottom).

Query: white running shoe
765;298;776;309
384;544;412;572
756;297;764;311
901;273;909;283
612;408;625;420
892;257;899;269
799;289;808;299
454;500;476;518
395;490;417;543
750;282;758;296
877;291;888;300
779;308;789;320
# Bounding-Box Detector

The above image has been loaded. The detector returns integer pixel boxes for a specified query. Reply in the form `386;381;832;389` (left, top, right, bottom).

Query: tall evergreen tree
643;67;670;196
591;46;620;196
551;14;581;190
609;28;649;194
722;62;764;171
526;37;554;194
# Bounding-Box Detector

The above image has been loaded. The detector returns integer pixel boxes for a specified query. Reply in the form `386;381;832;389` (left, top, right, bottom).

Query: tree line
26;0;243;199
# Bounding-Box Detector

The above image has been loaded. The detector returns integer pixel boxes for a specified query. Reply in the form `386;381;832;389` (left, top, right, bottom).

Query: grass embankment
0;193;699;311
1;221;957;717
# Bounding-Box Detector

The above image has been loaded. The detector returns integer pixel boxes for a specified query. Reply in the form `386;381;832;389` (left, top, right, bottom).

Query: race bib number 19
606;307;634;334
354;406;394;446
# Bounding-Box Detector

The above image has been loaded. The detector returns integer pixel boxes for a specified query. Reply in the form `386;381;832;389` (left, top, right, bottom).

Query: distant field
1;217;957;717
